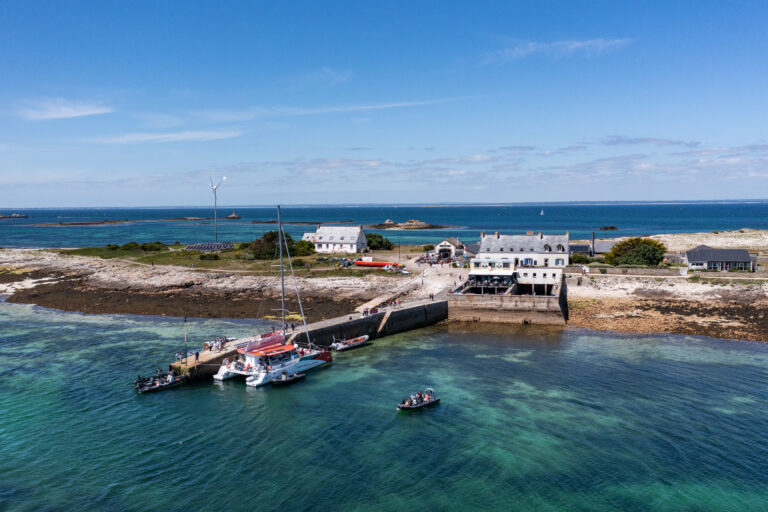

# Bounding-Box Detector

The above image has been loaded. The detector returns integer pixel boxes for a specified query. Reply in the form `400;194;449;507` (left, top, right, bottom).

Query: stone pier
172;299;448;382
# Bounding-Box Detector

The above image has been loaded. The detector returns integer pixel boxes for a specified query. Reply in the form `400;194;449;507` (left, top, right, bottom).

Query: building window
533;273;537;277
544;258;549;266
557;245;565;252
329;236;334;240
544;245;551;252
503;262;510;268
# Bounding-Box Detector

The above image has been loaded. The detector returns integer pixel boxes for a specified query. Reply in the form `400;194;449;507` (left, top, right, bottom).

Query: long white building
302;225;368;254
476;231;570;268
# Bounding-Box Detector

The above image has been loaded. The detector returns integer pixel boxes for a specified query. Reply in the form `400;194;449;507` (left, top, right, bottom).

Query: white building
476;231;569;268
305;225;368;253
435;238;463;259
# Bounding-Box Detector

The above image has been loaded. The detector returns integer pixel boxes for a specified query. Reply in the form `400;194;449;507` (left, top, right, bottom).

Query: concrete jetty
172;298;448;382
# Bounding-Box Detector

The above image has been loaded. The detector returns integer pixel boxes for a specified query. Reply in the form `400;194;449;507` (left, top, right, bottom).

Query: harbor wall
175;300;448;382
447;293;566;325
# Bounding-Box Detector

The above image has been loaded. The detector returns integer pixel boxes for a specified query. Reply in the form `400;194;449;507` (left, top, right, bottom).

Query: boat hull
245;350;332;387
397;397;440;411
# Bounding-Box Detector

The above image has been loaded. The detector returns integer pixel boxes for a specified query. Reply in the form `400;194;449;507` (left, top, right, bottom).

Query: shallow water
1;303;768;511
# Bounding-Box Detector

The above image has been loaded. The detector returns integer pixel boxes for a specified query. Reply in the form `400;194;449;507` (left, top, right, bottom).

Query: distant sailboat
540;209;544;216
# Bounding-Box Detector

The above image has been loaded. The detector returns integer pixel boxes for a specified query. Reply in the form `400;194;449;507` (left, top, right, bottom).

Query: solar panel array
186;242;235;252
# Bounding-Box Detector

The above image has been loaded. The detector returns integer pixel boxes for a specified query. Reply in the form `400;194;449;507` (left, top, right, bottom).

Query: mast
278;205;286;330
283;229;312;348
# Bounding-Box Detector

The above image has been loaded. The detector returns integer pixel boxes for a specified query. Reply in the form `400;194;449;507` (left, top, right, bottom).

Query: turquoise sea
2;301;768;511
2;201;768;248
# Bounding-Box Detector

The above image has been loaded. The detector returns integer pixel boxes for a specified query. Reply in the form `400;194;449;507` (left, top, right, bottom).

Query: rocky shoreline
2;248;768;343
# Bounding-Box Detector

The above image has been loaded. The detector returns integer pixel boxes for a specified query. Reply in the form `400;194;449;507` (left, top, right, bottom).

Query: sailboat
213;205;332;384
540;209;544;216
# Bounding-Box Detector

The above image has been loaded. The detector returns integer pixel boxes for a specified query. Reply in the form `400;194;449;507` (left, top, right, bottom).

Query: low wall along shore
447;293;568;325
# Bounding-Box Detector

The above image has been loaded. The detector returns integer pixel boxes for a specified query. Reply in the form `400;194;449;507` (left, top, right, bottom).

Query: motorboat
397;388;439;411
271;372;306;387
135;371;186;393
245;344;331;387
331;335;369;352
213;330;285;381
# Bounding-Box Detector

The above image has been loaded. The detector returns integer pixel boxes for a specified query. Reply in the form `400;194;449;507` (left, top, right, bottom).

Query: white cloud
17;98;114;120
89;130;243;145
309;67;354;85
483;38;630;64
194;97;469;123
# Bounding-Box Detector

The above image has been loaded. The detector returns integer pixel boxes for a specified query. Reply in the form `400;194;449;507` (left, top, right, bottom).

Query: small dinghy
397;387;439;411
271;372;306;387
331;335;370;352
135;371;186;394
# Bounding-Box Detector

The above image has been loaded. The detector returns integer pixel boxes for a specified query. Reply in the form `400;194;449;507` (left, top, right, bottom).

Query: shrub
292;258;305;268
423;244;435;252
605;237;666;266
599;268;607;274
249;231;294;260
106;244;120;250
199;253;220;260
139;241;167;252
366;233;394;250
570;253;590;264
712;230;719;234
293;240;315;256
120;242;139;251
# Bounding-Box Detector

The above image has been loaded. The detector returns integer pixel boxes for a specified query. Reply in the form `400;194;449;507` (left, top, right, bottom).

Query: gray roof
314;225;365;243
479;233;569;254
685;245;751;263
570;244;591;254
593;240;617;254
437;238;461;247
301;233;315;242
464;243;480;255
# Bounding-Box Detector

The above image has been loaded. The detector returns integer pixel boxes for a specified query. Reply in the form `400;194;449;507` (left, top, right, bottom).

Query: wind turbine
210;176;226;242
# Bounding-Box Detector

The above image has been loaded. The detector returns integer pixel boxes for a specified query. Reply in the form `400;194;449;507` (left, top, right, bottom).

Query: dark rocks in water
599;226;619;231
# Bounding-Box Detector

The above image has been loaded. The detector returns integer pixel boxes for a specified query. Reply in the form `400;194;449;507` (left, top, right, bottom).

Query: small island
366;219;454;230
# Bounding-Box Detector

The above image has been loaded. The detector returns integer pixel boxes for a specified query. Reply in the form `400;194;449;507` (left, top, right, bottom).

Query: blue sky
1;1;767;207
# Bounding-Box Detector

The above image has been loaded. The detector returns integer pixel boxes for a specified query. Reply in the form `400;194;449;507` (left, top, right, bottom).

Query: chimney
539;232;542;239
591;231;595;257
495;231;499;239
481;231;485;238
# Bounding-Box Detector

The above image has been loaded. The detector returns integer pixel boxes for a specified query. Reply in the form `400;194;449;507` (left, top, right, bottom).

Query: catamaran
213;205;332;386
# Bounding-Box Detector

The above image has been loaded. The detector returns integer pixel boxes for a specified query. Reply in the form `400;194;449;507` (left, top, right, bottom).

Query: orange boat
354;261;399;267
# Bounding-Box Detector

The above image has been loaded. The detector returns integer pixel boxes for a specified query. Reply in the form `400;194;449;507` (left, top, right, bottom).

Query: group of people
401;390;432;407
205;337;226;352
135;368;176;390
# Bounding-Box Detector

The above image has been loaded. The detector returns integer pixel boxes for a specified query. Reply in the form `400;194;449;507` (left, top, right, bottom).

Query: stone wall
447;293;566;325
566;266;680;276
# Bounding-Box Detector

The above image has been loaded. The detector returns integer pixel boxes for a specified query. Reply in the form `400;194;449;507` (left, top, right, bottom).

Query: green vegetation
605;237;666;266
61;241;170;259
246;232;315;260
54;241;423;278
366;233;394;250
293;240;315;256
570;253;590;264
422;244;435;252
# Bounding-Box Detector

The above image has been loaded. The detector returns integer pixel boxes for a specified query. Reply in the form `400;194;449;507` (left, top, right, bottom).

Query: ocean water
2;301;768;511
1;202;768;248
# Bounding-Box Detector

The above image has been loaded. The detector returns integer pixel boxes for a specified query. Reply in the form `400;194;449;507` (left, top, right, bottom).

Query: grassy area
54;243;420;278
